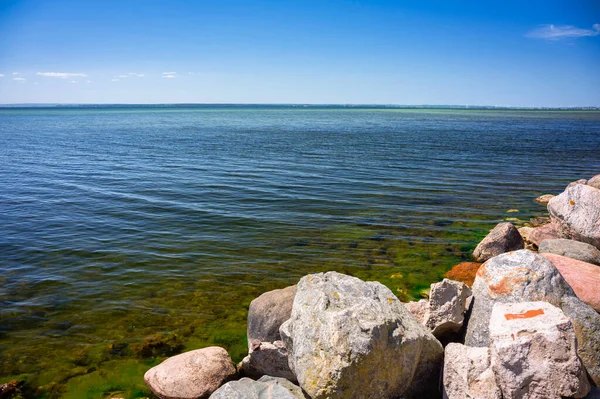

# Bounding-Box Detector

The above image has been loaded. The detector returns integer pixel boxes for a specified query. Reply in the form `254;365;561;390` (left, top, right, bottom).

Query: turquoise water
1;106;600;398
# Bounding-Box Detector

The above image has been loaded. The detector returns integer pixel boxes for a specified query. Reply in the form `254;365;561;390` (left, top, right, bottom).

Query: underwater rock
489;301;590;399
472;222;524;262
442;343;501;399
444;262;482;287
280;271;443;399
464;250;600;385
535;194;555;205
539;239;600;266
144;346;237;399
247;285;296;347
548;184;600;249
209;376;307;399
0;380;25;399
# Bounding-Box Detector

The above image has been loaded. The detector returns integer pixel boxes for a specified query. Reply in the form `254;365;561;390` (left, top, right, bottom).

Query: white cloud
12;72;19;75
37;72;87;78
137;74;144;77
162;75;176;79
86;80;93;83
70;80;78;83
13;77;25;81
111;78;120;82
0;74;4;78
526;23;600;40
162;71;177;75
117;75;129;78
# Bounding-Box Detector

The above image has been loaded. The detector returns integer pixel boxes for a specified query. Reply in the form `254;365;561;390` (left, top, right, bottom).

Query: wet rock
209;376;307;399
539;238;600;266
542;254;600;312
518;227;537;250
529;216;551;227
239;340;296;382
408;279;471;340
444;262;482;287
131;333;184;358
442;343;501;399
529;222;563;246
472;222;524;262
489;301;590;399
144;346;237;399
567;179;588;188
535;194;555;205
247;285;296;347
464;250;600;385
548;184;600;249
588;174;600;190
281;271;443;399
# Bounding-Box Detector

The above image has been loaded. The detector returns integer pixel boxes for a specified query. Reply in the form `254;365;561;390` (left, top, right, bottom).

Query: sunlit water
1;106;599;398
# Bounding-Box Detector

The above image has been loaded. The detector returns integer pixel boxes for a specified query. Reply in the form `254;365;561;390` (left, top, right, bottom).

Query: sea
1;105;599;398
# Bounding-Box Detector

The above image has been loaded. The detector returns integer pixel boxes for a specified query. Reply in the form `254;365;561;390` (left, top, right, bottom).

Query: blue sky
0;0;598;106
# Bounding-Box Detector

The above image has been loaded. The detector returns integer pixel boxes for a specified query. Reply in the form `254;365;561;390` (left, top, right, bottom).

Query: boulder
247;285;297;347
442;343;501;399
444;262;481;287
209;376;307;399
588;174;600;190
239;340;296;381
518;227;536;250
489;301;590;399
281;271;444;399
472;222;524;262
464;250;600;385
535;194;555;205
561;296;600;386
144;347;237;399
567;179;588;188
529;223;563;246
542;254;600;312
407;279;471;339
548;184;600;249
540;239;600;266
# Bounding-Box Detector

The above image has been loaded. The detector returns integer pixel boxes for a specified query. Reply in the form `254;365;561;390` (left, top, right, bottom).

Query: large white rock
489;301;590;399
442;343;501;399
548;184;600;249
144;347;237;399
281;271;444;399
464;250;600;385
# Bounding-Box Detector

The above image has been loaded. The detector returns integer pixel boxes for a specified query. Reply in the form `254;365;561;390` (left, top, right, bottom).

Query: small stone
529;216;551;227
442;343;501;399
506;209;519;213
489;301;590;399
144;347;237;399
472;222;524;262
535;194;555;205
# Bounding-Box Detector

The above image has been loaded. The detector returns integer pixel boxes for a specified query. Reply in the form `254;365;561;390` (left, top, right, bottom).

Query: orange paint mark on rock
504;309;545;320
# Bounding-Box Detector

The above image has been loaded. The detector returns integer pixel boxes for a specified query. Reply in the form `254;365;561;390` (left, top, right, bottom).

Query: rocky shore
138;175;600;399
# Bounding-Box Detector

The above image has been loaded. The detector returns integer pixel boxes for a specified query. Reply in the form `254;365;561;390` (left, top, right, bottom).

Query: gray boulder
489;301;590;399
281;271;444;399
442;343;501;399
588;174;600;189
548;184;600;249
144;347;237;399
407;279;472;339
209;376;307;399
247;285;297;347
472;222;524;262
464;250;600;385
539;238;600;266
240;340;296;381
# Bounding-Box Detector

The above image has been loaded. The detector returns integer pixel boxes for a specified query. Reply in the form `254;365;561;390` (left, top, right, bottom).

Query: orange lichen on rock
504;308;545;320
444;262;482;287
487;268;538;296
569;200;576;206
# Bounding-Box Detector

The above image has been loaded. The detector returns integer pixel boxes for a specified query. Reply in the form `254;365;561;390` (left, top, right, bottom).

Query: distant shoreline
1;103;599;111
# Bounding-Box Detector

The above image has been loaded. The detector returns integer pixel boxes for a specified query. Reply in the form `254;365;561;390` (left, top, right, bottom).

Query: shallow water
1;106;599;398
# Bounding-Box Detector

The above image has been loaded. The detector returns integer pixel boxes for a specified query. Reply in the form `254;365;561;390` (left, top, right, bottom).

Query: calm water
1;106;600;398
